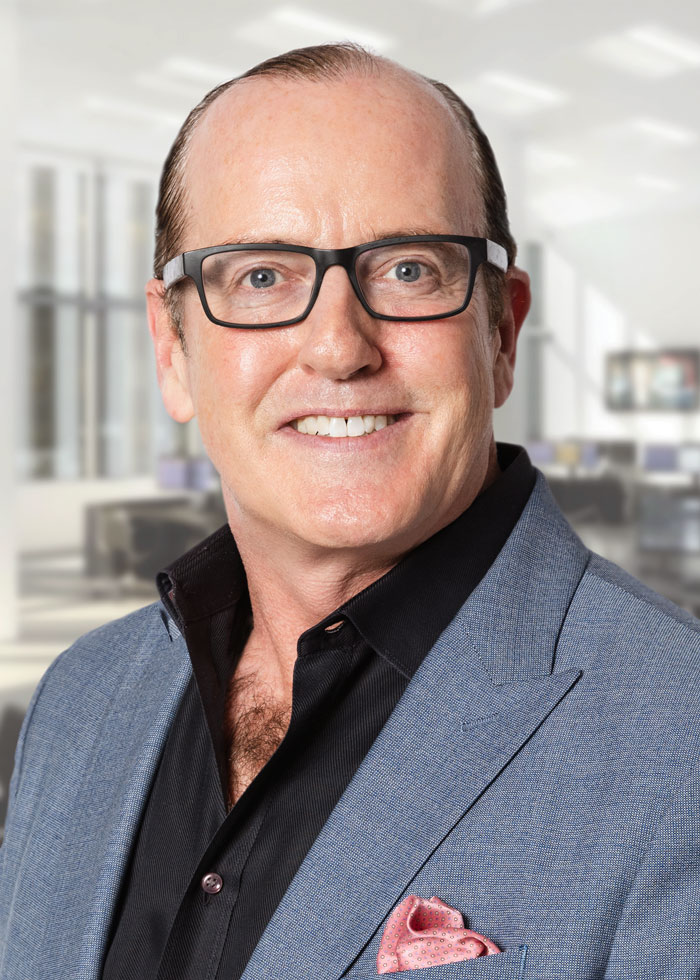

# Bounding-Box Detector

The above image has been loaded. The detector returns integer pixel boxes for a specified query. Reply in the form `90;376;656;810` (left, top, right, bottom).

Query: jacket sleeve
2;655;64;832
0;654;64;955
603;759;700;979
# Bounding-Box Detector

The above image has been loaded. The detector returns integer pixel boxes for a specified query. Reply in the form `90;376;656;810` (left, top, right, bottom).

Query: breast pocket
346;944;528;980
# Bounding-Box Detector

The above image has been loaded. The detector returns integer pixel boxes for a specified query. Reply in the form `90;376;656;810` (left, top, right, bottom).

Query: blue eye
249;268;277;288
394;262;421;282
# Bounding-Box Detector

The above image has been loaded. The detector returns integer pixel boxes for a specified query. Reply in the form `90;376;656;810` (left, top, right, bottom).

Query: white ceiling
17;0;700;229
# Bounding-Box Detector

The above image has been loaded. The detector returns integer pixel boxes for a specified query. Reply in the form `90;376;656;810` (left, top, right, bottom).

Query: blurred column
523;241;544;441
0;0;18;639
486;119;531;445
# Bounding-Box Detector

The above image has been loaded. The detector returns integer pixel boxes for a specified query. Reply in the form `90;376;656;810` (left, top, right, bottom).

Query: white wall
481;116;533;446
554;205;700;347
18;479;192;553
535;204;700;443
0;2;18;638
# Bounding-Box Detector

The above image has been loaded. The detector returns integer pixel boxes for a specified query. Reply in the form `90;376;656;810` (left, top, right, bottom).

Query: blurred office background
2;0;700;829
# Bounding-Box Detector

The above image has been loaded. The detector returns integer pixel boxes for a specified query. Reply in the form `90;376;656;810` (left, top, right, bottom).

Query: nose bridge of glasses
315;245;357;276
313;246;365;303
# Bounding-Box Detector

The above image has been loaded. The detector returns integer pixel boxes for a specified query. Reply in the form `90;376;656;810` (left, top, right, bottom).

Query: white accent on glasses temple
486;240;508;272
162;254;185;288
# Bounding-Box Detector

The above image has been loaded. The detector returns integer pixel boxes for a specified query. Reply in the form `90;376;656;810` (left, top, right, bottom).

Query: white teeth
329;417;347;438
292;414;398;436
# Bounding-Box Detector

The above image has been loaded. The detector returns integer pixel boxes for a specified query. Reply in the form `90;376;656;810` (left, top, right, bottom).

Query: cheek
396;321;495;421
186;322;295;430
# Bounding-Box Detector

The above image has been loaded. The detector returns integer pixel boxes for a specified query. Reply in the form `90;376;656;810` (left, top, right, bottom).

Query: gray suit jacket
1;472;700;980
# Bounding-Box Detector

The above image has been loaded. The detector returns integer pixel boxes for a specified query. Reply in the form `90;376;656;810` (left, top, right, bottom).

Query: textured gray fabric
1;472;700;979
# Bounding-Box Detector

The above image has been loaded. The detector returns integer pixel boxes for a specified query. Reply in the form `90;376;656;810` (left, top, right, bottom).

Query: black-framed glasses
161;235;508;329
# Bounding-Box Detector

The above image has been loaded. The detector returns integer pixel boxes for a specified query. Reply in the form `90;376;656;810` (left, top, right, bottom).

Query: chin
286;497;422;554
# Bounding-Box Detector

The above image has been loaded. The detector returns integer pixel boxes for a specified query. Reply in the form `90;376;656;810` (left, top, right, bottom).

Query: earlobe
145;278;195;423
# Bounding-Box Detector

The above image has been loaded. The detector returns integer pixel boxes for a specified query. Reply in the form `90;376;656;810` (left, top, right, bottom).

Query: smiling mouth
289;414;401;437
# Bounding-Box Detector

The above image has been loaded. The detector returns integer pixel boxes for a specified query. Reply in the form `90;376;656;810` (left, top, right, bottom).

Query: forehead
183;69;483;249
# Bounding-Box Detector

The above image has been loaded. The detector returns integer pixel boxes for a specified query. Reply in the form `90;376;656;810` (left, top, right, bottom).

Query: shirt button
201;872;224;894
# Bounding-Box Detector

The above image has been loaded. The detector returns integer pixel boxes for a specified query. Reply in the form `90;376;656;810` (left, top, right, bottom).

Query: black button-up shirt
102;442;535;980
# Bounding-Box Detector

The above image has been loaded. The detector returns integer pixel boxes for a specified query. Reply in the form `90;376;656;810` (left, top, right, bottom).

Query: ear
492;266;531;409
146;278;195;423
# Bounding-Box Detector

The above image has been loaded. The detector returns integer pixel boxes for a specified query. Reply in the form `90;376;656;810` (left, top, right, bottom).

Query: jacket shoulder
584;551;700;637
49;600;171;676
564;551;700;687
21;601;180;740
66;599;169;650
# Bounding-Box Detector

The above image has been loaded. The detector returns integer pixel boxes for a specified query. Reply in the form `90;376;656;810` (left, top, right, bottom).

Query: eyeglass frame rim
160;234;509;329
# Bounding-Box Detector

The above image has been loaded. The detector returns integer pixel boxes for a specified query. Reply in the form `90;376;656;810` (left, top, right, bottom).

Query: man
1;42;700;980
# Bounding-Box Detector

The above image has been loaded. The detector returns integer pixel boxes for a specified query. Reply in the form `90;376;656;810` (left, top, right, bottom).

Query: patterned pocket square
377;894;500;974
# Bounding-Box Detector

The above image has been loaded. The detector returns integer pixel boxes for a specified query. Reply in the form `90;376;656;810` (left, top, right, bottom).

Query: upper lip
280;410;409;427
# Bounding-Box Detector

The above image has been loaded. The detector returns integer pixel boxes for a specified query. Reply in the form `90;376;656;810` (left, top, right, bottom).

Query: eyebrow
213;227;446;248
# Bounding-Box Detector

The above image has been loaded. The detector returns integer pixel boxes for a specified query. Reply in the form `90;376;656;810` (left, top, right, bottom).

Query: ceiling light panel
161;57;240;86
83;95;181;129
136;73;211;101
234;7;394;53
628;24;700;67
530;185;624;227
472;0;540;17
525;144;576;173
588;22;700;78
634;174;678;192
463;71;568;116
631;117;697;146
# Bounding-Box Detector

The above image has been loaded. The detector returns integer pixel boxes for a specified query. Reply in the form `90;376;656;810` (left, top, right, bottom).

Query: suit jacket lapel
70;614;192;980
240;475;589;980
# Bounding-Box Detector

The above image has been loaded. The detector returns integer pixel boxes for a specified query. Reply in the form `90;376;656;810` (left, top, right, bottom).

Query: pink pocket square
377;894;500;974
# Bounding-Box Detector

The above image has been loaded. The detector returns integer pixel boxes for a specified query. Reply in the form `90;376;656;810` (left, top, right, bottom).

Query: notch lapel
240;475;589;980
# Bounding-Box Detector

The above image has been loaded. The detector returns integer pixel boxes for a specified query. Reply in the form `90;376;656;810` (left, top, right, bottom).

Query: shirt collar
307;441;535;676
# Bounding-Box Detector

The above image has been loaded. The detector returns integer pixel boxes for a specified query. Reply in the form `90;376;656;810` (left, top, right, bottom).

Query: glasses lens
201;249;316;325
356;242;471;318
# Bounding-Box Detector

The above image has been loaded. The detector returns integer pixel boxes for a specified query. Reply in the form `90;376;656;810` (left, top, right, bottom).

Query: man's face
148;71;528;560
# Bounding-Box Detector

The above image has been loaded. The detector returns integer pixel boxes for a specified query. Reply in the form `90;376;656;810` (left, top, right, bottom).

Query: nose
295;266;383;381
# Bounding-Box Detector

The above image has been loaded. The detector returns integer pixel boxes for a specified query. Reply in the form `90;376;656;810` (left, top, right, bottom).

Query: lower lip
278;413;412;450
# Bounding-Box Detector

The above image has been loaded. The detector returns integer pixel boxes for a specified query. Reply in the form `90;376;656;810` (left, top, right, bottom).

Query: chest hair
223;666;293;810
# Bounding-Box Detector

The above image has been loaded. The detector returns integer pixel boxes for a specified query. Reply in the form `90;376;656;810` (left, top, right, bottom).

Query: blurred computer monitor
579;442;600;469
596;440;637;467
556;442;581;467
642;444;679;472
606;350;699;411
526;441;556;465
189;457;218;491
679;445;700;476
157;456;190;490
